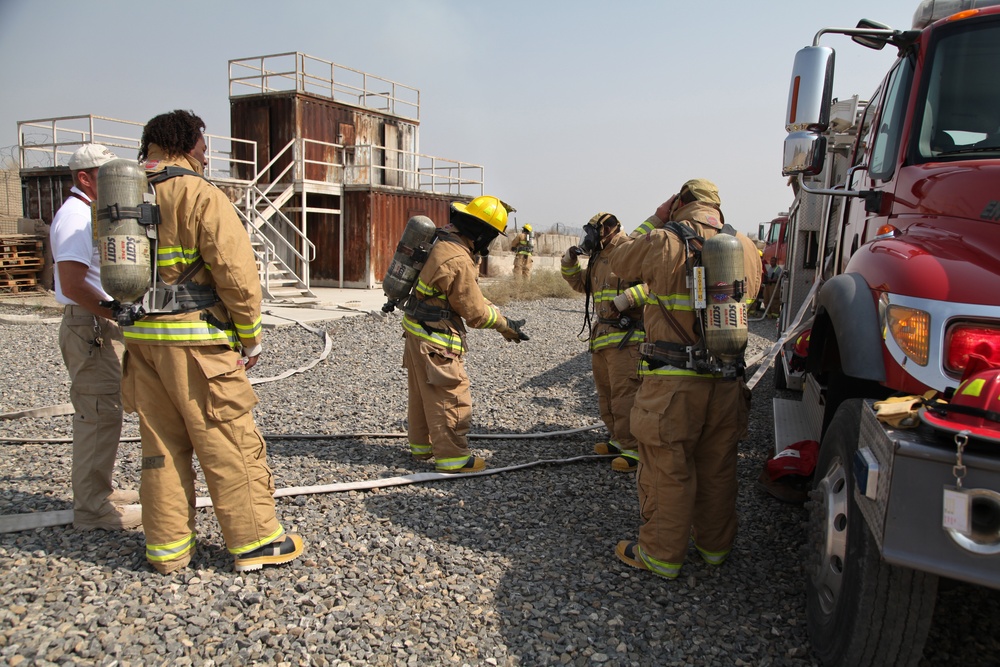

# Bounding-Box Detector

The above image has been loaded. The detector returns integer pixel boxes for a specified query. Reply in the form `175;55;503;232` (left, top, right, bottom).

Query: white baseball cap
68;144;116;171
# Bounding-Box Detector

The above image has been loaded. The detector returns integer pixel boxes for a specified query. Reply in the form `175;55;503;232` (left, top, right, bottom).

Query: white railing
229;52;420;121
342;144;483;197
16;114;256;183
241;138;317;281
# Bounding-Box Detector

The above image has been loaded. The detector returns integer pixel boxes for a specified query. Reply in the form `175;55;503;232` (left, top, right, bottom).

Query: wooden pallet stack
0;235;44;294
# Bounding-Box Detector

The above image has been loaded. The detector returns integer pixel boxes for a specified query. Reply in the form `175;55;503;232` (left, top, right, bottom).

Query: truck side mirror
783;132;828;176
783;46;835;176
851;19;892;50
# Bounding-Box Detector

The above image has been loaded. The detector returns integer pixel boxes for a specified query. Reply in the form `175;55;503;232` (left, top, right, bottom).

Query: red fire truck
757;213;788;267
774;1;1000;664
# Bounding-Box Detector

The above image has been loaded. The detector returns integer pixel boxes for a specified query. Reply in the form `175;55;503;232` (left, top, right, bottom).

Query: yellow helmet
452;195;508;236
523;223;532;233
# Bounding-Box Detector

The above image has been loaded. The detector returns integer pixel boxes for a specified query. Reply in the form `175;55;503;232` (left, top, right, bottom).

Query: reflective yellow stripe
591;330;646;351
961;378;986;397
409;443;432;456
637;544;681;579
561;263;581;277
696;544;730;565
146;532;195;562
635;219;657;236
435;455;471;471
123;320;237;345
638;359;716;378
653;292;694;311
626;284;650;306
234;315;262;339
416;279;446;300
482;304;499;329
402;315;464;354
229;526;285;555
157;245;201;268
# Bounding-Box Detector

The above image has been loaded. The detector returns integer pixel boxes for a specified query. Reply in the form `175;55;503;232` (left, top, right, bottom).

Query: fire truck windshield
914;16;1000;160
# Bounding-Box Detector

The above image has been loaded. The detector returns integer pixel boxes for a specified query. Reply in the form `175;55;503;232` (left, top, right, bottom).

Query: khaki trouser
762;281;780;316
402;333;473;466
629;376;750;570
122;343;282;568
59;305;125;519
513;254;533;279
591;344;642;450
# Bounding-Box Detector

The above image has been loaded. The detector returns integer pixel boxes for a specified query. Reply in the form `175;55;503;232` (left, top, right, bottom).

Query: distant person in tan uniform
510;223;534;279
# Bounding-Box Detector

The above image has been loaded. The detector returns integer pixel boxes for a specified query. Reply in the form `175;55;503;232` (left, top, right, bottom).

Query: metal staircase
236;139;319;304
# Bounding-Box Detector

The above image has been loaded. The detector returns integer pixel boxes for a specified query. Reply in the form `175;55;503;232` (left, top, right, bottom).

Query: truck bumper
857;401;1000;588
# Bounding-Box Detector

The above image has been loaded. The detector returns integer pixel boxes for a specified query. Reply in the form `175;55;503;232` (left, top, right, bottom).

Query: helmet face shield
580;212;620;254
579;224;602;254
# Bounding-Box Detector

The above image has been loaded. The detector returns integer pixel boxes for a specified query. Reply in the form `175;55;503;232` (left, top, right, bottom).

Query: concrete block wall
0;169;22;235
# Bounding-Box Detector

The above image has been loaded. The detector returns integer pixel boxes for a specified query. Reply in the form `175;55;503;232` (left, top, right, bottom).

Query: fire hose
0;307;782;533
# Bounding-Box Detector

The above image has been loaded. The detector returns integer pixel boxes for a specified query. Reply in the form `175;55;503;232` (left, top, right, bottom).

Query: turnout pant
591;344;642;450
122;343;283;569
59;305;125;519
402;333;474;468
628;376;750;576
513;254;533;279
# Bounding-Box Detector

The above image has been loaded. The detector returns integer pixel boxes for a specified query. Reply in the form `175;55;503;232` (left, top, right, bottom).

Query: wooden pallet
0;235;44;294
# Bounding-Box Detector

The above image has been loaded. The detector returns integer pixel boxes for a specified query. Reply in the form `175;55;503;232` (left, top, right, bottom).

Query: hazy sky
0;0;920;234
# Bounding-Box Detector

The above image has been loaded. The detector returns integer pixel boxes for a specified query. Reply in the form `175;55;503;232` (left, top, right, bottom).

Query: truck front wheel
805;399;938;667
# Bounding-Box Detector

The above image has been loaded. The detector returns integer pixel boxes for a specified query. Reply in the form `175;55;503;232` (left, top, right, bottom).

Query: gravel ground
0;295;997;666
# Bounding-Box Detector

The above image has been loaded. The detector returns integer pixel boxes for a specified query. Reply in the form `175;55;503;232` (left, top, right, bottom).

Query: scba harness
96;166;221;326
638;221;748;378
516;231;534;255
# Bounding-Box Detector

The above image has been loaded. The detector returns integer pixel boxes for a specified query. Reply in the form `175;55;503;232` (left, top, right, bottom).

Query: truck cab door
841;57;915;269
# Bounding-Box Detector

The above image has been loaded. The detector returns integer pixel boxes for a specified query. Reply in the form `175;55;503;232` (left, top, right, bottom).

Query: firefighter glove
500;318;529;343
873;395;923;429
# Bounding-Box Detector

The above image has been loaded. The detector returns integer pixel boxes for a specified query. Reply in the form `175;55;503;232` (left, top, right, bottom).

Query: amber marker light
887;305;930;366
873;224;899;241
948;9;981;22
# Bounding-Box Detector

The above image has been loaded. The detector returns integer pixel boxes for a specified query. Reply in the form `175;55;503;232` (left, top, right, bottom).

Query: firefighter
561;212;647;471
403;195;529;472
510;223;534;279
605;178;761;579
123;109;303;574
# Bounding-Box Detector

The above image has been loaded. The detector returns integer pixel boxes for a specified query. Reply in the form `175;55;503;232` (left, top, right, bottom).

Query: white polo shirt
49;186;112;305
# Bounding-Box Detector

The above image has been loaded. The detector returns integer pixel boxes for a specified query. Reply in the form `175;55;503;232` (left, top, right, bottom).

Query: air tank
382;215;438;312
701;232;748;364
95;159;151;304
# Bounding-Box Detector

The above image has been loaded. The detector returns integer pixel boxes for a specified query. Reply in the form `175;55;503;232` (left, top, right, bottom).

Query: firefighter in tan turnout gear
561;213;647;471
510;223;534;279
122;109;303;574
605;179;761;580
402;195;529;473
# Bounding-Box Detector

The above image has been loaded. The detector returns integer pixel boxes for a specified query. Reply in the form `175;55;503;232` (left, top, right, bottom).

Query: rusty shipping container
230;91;419;184
19;169;73;224
232;88;465;288
306;188;459;288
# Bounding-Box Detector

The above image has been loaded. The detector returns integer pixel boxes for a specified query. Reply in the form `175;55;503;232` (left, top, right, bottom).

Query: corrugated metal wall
308;189;456;287
231;91;420;185
19;170;73;223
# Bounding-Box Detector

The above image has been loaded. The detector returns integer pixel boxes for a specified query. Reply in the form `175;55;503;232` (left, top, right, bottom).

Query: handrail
229;52;420;120
16;114;256;182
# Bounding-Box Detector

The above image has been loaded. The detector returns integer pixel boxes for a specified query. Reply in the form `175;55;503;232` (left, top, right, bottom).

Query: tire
805;399;938;667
